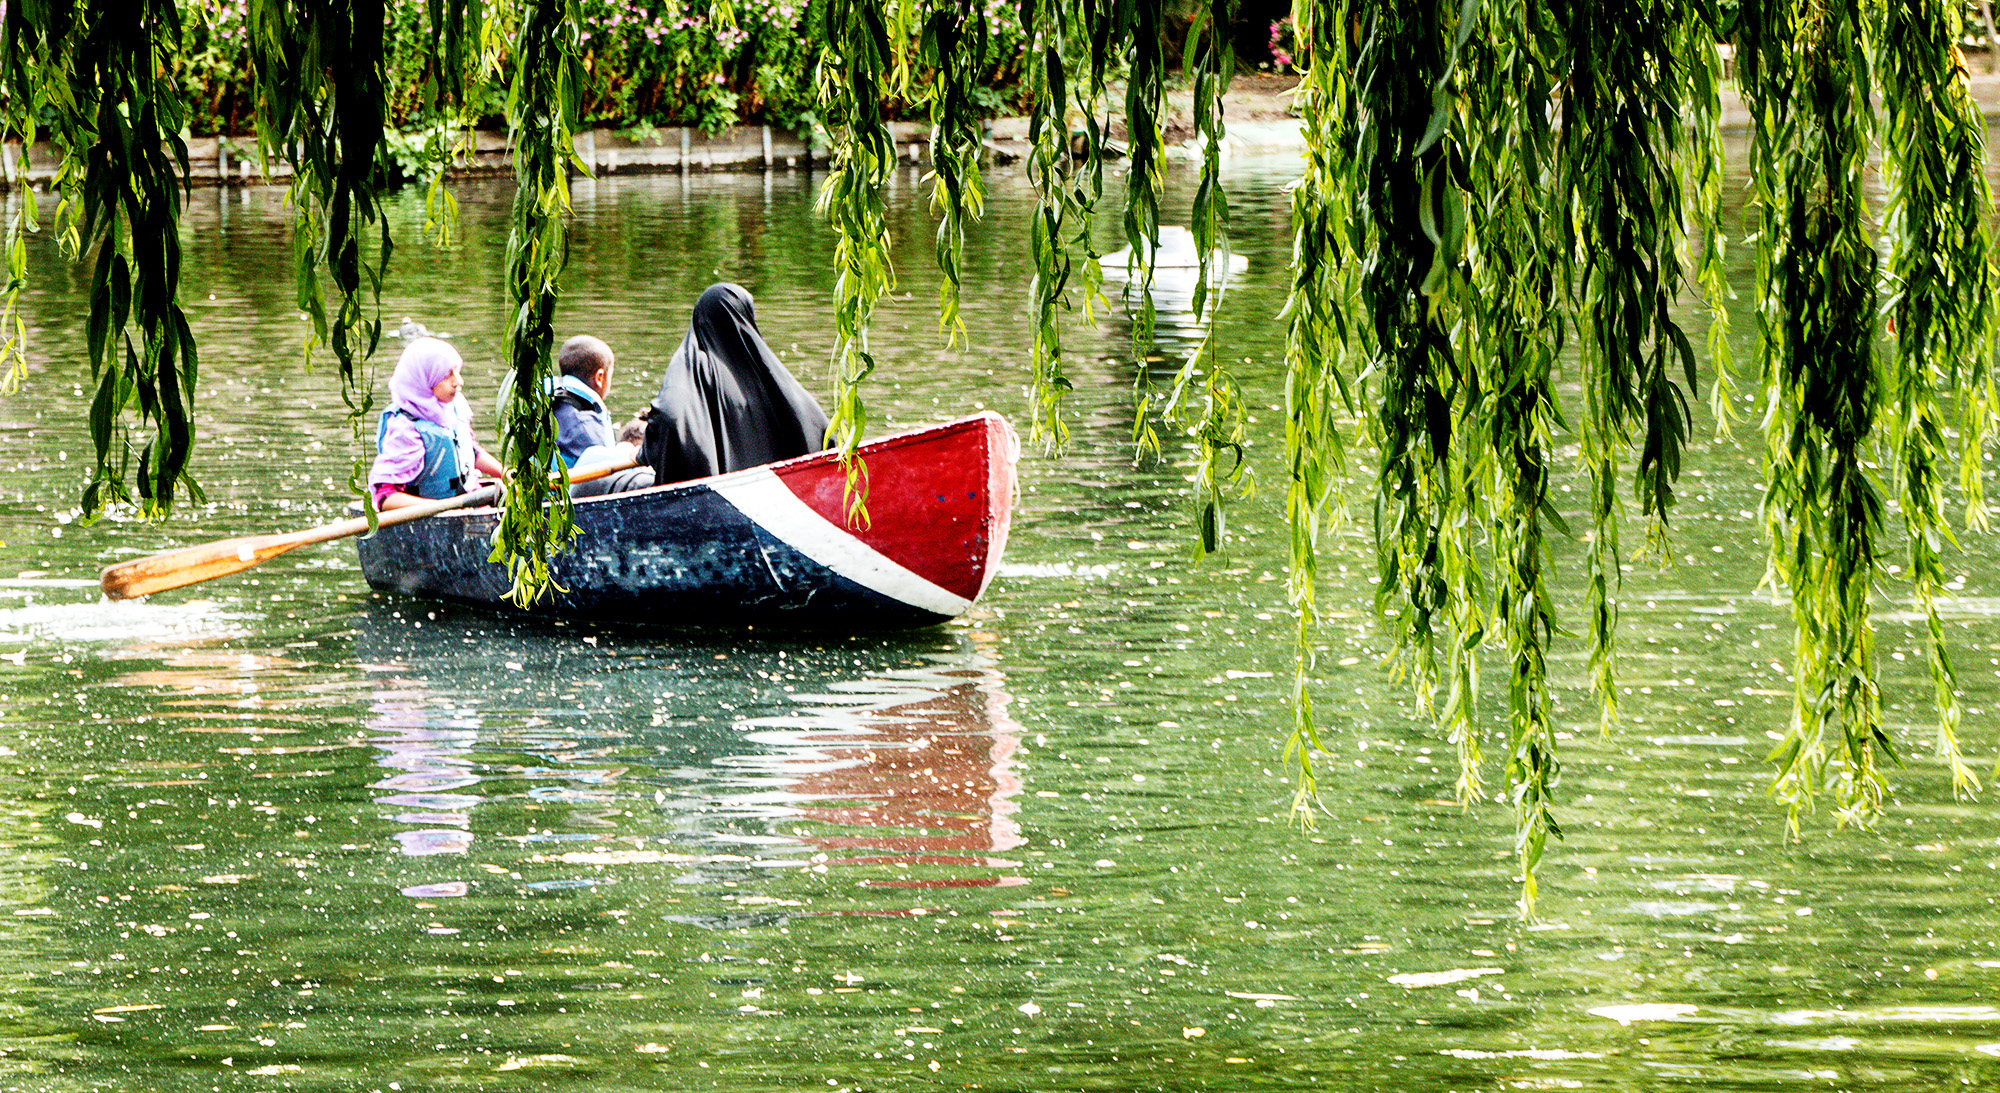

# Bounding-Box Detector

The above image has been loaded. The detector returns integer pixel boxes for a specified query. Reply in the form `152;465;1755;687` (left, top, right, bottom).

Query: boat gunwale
375;411;1008;525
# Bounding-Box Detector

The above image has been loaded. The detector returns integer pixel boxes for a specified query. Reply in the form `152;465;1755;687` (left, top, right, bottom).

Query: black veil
641;283;830;485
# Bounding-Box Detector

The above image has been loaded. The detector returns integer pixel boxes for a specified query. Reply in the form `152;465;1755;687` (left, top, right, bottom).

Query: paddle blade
96;470;616;601
100;532;329;601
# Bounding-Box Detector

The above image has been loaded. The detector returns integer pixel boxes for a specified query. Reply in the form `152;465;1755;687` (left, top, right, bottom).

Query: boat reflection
725;648;1025;888
368;681;480;859
358;605;643;898
353;602;1026;898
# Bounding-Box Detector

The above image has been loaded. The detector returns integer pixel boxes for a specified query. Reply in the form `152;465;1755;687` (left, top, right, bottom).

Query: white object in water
1100;225;1249;278
1587;1003;1700;1025
396;317;451;341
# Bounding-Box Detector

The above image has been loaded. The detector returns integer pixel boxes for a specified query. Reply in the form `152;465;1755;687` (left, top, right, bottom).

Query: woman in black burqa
640;283;831;486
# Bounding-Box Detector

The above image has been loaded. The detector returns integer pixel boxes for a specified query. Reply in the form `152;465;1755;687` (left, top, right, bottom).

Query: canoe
354;412;1018;628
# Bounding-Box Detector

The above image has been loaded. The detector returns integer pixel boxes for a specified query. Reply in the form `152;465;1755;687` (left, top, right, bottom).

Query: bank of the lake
22;63;2000;190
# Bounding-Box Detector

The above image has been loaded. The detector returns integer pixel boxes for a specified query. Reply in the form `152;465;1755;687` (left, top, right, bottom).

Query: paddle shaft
99;459;638;601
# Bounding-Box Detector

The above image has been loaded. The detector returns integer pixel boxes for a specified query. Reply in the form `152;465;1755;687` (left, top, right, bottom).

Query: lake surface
0;148;1998;1092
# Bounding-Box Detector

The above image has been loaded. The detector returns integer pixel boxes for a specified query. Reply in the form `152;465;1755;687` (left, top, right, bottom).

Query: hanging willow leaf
1456;0;1566;916
0;123;37;394
1187;0;1231;329
1548;0;1714;735
248;0;394;423
817;0;906;519
1739;0;1893;831
1877;0;1994;794
920;0;988;347
425;0;489;111
1278;0;1732;913
417;0;493;249
1118;0;1168;458
1279;0;1359;814
491;0;585;603
1348;1;1470;724
1020;0;1110;448
5;1;204;519
1159;0;1248;563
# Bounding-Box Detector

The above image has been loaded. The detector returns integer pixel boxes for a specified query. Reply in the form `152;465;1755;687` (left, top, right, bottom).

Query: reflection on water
0;594;254;651
355;606;1025;908
732;651;1025;887
1100;225;1253;360
369;682;482;863
1106;269;1251;363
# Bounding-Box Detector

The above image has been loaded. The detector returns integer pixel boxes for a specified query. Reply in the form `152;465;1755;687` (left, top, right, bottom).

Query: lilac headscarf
370;337;474;490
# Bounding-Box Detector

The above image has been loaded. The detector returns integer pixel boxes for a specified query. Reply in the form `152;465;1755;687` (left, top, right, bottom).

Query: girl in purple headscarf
368;337;505;510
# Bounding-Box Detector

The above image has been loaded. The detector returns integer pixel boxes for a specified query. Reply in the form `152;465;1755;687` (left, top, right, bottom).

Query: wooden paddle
99;458;640;601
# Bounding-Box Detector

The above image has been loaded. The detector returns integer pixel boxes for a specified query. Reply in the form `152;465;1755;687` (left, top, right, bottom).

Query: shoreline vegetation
0;71;1315;187
0;0;1299;187
10;64;2000;189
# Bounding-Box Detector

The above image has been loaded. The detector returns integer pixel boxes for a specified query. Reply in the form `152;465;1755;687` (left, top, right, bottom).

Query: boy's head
559;335;616;396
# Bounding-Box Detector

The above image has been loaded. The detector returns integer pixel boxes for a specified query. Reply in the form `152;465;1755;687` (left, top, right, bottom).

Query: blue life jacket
378;409;473;499
549;374;615;470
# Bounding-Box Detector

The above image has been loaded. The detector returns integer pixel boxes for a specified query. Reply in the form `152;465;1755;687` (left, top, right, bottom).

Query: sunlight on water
0;596;256;647
0;152;1994;1092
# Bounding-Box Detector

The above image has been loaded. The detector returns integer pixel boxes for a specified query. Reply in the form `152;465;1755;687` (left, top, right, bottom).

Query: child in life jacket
368;336;506;510
551;333;654;497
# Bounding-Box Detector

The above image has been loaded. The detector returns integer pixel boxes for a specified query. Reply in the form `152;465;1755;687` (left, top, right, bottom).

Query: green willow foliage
1;0;1995;907
493;0;586;602
1456;2;1566;910
1877;0;1996;797
1277;0;1355;806
813;0;899;498
1737;0;1996;831
1159;0;1247;557
1119;0;1166;379
1261;0;1987;911
1742;0;1893;831
4;1;203;518
1553;0;1722;742
249;0;397;424
1269;0;1987;910
1020;0;1111;447
920;0;990;347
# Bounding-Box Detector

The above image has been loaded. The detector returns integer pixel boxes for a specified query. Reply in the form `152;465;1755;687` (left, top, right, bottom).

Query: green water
0;156;1998;1092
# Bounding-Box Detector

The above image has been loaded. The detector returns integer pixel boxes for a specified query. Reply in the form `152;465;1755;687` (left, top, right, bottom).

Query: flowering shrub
170;0;1029;138
573;0;820;133
1266;15;1296;73
176;0;255;134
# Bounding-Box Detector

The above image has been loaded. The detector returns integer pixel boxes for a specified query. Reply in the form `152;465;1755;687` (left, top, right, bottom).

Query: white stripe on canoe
713;467;972;617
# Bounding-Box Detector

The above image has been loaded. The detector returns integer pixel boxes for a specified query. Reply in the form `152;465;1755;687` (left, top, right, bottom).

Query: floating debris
1588;1003;1700;1025
1388;968;1504;989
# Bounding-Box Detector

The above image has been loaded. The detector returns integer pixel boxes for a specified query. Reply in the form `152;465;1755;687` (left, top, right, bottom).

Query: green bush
172;0;1030;138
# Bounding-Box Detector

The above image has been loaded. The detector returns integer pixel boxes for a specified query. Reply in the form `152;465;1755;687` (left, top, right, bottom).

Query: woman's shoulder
378;410;467;455
382;406;467;431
